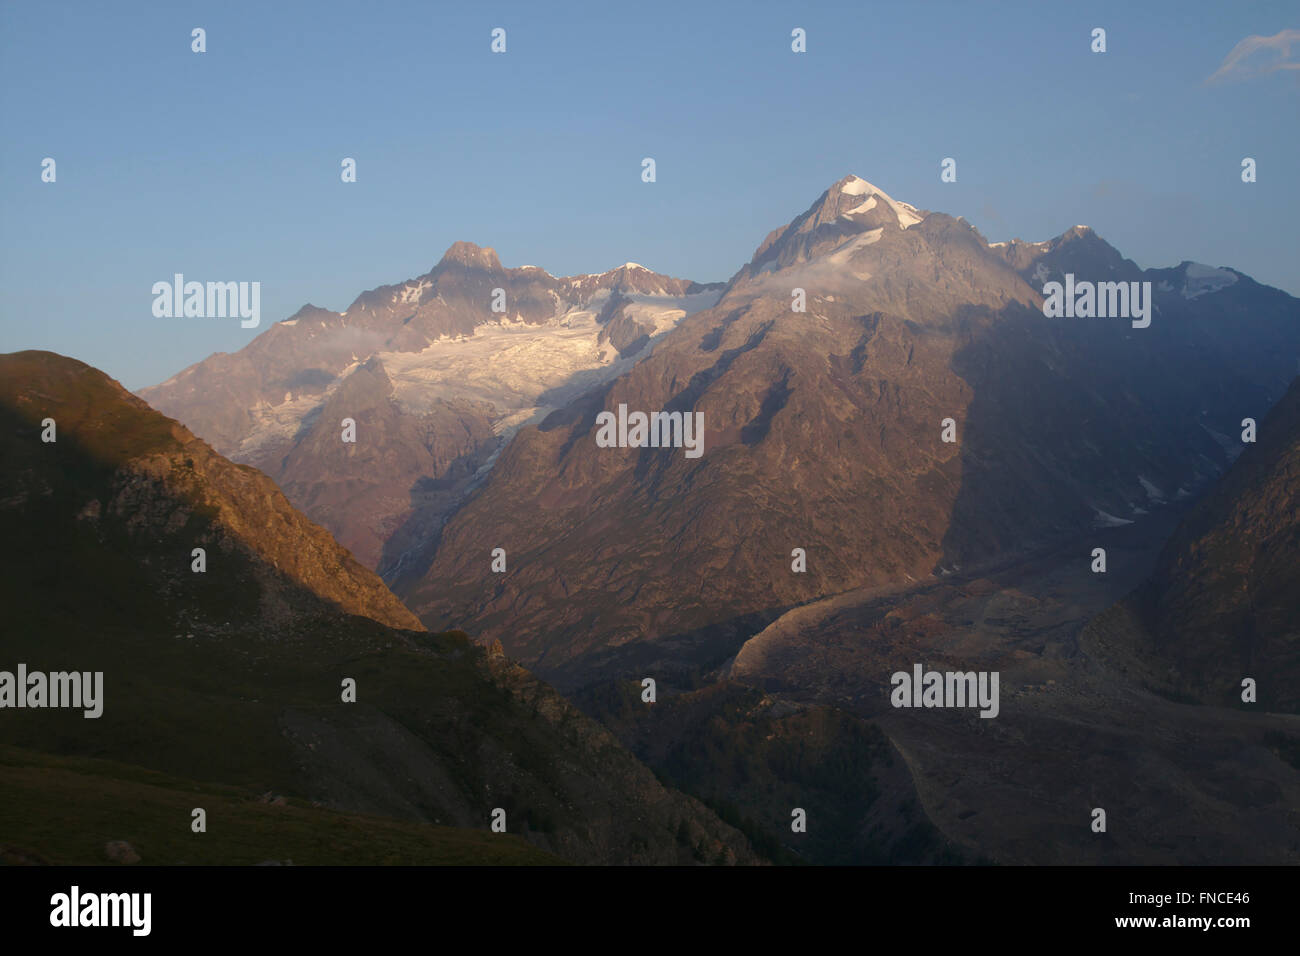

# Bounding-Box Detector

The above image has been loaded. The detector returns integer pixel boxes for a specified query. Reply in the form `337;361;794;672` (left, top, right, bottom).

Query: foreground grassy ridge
0;746;561;865
0;352;759;865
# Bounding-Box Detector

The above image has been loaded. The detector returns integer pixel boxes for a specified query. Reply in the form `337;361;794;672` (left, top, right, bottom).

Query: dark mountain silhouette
0;350;757;865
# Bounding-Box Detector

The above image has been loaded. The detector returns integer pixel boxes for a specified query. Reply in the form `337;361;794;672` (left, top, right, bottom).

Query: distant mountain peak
740;174;928;277
832;174;884;199
281;303;336;326
990;222;1134;280
435;241;503;272
1057;224;1102;244
580;261;657;280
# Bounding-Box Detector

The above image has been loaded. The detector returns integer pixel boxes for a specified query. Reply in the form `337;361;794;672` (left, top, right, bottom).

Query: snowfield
236;288;722;459
1182;263;1237;299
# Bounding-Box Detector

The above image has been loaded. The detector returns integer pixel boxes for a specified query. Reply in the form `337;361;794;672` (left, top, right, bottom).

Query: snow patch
396;279;431;305
1199;423;1239;454
622;290;720;335
827;228;884;265
1182;263;1237;299
237;391;329;458
892;201;923;228
1093;509;1134;528
839;178;923;228
1138;475;1165;502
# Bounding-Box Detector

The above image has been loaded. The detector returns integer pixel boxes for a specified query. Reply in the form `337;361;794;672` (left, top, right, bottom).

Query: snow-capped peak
836;175;924;229
839;176;877;197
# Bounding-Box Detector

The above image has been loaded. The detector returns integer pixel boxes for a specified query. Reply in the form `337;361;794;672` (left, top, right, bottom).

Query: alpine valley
7;175;1298;865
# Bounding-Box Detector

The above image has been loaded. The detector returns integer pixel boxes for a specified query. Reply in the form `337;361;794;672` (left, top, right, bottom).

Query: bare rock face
401;176;1300;689
270;357;498;576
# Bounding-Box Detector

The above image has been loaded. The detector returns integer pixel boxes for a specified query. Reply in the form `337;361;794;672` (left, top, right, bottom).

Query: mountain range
7;172;1297;865
139;176;1300;694
139;250;722;575
405;176;1300;689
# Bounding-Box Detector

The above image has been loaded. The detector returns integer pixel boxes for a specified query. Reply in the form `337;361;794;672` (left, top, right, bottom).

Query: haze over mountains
137;175;1300;691
39;173;1297;865
5;0;1297;881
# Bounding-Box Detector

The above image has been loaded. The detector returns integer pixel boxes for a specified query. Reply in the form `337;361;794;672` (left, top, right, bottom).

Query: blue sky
2;0;1297;389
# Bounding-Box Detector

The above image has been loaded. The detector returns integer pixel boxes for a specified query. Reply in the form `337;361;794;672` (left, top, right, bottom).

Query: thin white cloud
1207;28;1300;84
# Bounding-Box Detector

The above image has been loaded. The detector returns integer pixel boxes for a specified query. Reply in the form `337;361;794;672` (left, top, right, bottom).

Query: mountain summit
434;240;505;272
740;175;928;279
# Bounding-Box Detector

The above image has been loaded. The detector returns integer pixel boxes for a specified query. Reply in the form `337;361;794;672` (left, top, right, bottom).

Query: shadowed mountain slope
1085;376;1300;712
0;350;757;865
